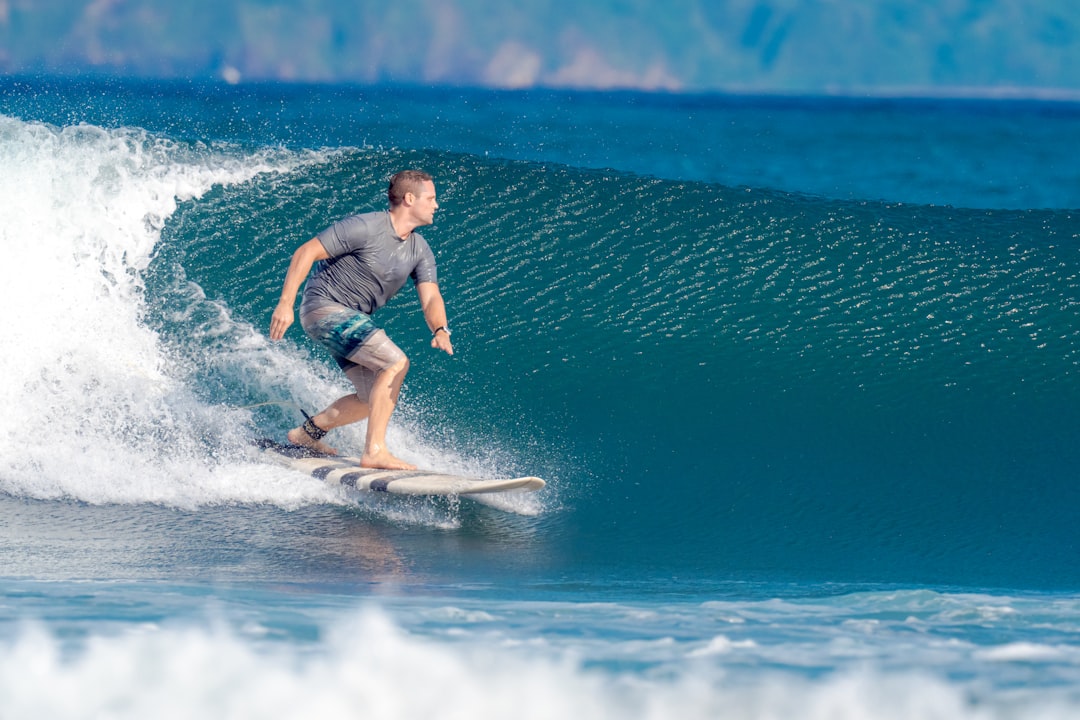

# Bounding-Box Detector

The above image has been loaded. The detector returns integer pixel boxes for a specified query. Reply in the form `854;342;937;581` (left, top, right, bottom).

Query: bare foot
287;426;338;455
361;447;416;470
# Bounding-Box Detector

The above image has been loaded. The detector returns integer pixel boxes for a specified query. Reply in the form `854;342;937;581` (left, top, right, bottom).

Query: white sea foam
0;605;1075;720
0;117;310;505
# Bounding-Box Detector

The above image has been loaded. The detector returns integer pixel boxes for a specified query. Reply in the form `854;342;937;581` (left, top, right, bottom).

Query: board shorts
299;303;407;399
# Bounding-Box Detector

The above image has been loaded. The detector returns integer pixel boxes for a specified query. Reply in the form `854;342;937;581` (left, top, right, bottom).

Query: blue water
1;77;1079;718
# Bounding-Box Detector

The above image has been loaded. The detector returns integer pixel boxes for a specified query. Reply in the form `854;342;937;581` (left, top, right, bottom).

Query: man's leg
289;305;378;455
287;393;369;455
286;315;414;467
361;356;414;470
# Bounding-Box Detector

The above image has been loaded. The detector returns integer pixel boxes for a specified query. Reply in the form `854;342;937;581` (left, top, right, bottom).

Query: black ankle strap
300;409;327;441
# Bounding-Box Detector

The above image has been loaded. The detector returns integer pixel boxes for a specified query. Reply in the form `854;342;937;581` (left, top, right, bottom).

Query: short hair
387;170;433;208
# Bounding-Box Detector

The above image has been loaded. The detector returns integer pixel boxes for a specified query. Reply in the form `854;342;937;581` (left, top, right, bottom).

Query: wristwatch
433;326;452;337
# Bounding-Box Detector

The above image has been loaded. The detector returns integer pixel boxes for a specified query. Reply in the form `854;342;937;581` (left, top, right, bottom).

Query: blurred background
1;0;1078;96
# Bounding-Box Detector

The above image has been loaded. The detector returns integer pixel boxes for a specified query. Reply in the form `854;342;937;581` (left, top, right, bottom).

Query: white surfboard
255;439;546;495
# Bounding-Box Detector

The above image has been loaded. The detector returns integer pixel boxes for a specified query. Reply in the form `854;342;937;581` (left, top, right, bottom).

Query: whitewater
1;78;1079;718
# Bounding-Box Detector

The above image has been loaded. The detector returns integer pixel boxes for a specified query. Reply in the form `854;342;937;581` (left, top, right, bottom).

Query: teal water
155;147;1080;589
1;78;1079;718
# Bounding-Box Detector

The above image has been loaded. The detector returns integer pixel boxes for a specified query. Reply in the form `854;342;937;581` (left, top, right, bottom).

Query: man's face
410;181;438;226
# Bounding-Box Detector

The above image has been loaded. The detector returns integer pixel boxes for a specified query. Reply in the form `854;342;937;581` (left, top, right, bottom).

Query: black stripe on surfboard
337;473;391;491
311;465;337;480
336;469;460;488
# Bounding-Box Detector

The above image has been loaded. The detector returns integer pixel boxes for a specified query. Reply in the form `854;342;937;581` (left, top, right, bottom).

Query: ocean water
1;77;1079;718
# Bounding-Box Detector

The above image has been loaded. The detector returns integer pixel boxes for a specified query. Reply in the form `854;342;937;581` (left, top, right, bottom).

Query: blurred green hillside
1;0;1078;93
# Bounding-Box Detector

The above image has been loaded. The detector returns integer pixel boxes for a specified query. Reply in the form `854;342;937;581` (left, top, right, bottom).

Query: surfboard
254;439;546;495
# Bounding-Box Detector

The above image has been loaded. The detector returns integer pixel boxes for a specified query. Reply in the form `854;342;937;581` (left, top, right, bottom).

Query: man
269;170;453;470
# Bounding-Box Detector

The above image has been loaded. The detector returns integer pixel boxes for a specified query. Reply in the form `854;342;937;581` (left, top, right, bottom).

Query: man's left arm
417;281;454;355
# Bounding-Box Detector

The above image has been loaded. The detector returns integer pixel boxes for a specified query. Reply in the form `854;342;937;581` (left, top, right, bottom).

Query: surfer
269;170;453;470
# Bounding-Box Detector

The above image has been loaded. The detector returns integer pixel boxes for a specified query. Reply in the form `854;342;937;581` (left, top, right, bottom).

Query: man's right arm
269;238;330;340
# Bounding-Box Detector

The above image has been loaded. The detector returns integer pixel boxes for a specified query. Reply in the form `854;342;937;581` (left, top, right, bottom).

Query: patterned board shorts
300;304;407;399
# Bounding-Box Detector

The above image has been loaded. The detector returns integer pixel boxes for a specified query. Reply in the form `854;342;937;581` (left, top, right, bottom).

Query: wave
161;143;1080;588
3;114;1078;587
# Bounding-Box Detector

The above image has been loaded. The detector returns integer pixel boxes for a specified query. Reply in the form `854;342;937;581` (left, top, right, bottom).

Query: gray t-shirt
300;211;437;316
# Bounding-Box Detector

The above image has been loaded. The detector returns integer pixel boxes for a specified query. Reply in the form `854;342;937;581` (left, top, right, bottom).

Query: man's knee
383;355;409;378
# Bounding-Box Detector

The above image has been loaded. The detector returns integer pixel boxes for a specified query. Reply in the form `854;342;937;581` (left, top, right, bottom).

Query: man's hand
269;301;294;340
431;330;454;355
